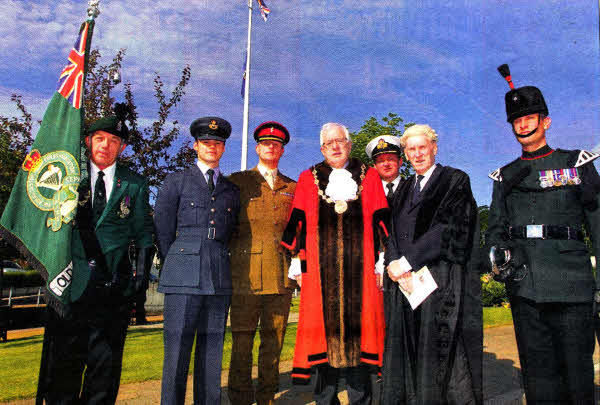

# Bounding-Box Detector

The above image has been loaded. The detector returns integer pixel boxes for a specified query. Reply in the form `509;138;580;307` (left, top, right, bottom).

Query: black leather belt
508;225;584;241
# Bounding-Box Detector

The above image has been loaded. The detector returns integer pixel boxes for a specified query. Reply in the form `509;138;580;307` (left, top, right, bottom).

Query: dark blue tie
411;175;425;205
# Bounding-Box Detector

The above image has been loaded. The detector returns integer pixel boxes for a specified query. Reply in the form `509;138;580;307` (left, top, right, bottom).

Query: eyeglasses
322;138;349;149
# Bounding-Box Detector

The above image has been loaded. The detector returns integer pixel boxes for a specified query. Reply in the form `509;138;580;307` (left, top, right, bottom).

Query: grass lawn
0;307;510;402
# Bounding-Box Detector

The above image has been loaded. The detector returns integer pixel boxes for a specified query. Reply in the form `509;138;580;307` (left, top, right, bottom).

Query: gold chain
312;164;366;214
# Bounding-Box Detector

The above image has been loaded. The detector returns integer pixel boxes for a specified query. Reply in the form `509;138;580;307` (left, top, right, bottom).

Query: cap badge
269;127;274;134
209;120;218;130
376;139;388;150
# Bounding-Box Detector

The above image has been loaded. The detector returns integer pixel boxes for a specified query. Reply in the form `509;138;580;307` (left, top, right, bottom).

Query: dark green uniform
487;145;600;404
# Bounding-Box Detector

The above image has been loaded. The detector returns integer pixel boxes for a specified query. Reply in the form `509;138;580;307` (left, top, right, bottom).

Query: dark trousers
161;294;230;405
510;296;594;405
38;304;130;405
228;293;292;405
314;364;372;405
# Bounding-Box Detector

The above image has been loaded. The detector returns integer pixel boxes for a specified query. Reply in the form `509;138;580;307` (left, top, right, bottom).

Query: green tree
478;205;490;248
349;112;413;178
82;49;195;199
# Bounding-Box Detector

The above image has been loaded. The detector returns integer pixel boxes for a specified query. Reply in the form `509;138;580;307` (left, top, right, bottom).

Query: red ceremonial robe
281;158;389;385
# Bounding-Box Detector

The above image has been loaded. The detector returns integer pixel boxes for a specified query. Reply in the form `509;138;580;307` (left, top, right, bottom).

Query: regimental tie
93;171;107;224
207;169;215;193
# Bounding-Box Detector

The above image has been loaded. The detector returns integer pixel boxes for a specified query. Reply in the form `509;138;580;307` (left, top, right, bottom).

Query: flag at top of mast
256;0;270;22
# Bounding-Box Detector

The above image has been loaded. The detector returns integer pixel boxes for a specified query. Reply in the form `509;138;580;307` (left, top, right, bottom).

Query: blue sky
0;0;598;205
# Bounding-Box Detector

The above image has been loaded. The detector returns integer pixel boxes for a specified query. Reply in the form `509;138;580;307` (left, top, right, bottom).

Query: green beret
86;115;129;141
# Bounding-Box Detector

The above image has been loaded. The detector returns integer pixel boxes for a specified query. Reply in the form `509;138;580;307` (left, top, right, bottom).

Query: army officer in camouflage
486;65;600;404
227;121;296;405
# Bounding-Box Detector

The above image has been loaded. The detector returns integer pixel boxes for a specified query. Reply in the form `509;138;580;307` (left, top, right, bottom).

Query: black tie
386;183;394;201
93;171;106;223
207;169;215;193
411;174;425;205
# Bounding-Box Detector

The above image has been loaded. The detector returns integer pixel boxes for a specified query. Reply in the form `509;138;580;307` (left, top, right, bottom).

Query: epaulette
574;150;600;168
488;168;502;182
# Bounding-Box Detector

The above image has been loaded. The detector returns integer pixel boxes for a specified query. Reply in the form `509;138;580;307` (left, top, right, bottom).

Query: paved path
2;319;599;404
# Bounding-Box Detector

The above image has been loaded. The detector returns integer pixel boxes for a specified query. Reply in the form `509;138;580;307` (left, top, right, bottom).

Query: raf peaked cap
190;117;232;141
254;121;290;145
498;64;548;122
366;135;402;160
87;115;130;141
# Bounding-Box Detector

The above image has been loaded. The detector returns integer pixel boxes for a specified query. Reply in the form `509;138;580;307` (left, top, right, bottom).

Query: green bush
481;274;509;307
1;270;44;288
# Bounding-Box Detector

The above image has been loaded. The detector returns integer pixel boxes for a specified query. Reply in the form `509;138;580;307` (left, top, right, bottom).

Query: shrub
481;274;508;307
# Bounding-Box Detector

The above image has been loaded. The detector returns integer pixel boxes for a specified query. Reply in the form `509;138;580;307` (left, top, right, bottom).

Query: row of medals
539;170;581;189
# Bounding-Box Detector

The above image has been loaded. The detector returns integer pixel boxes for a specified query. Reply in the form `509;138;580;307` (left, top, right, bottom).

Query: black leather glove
133;246;155;294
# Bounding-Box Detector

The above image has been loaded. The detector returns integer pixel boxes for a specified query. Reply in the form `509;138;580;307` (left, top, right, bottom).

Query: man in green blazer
227;121;297;405
37;106;154;405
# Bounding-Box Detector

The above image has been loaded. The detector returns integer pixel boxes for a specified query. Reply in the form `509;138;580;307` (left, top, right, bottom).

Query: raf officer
227;122;297;405
37;106;155;404
154;117;240;405
486;65;600;404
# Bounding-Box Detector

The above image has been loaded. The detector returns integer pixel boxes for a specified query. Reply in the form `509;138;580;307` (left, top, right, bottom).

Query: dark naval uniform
487;64;600;404
154;117;240;405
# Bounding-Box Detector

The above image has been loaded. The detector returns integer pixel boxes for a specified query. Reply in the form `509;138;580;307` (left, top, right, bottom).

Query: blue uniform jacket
154;165;240;295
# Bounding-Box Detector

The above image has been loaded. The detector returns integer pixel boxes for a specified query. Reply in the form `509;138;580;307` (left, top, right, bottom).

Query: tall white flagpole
241;0;253;170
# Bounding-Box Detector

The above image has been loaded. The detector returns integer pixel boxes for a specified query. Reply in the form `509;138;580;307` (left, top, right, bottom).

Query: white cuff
399;256;413;273
374;251;385;275
288;257;302;279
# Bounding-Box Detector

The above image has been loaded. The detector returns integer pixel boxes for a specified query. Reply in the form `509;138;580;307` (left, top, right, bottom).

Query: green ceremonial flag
0;19;95;311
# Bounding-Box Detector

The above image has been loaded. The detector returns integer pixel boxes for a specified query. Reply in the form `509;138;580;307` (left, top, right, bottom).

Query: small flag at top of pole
256;0;270;22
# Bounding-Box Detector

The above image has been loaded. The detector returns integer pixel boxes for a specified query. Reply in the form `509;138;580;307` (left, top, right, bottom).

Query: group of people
31;64;600;405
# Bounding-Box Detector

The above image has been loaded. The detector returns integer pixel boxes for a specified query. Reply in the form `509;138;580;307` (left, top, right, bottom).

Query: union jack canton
56;22;90;109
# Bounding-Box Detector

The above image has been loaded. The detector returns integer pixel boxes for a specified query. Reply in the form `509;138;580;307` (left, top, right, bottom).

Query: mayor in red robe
281;123;389;405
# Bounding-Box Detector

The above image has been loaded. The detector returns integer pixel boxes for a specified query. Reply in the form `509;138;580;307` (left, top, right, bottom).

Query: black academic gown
382;165;483;405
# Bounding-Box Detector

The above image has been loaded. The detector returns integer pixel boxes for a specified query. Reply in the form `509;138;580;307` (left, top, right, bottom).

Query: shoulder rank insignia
488;168;502;182
575;150;600;167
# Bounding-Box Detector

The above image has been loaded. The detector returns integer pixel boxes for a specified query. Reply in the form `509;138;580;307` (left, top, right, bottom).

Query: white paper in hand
398;266;438;309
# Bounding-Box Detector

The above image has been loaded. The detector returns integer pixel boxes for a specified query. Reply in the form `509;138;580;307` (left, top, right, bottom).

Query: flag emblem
57;22;89;109
256;0;271;22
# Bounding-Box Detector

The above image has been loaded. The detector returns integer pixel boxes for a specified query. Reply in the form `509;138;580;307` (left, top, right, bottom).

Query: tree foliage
0;95;35;214
349;112;413;179
82;49;196;198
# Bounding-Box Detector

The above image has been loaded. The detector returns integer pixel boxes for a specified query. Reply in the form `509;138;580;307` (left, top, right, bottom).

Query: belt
508;225;584;241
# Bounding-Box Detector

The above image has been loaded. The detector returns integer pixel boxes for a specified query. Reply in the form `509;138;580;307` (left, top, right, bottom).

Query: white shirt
90;161;116;203
257;163;278;188
414;163;438;192
196;160;220;185
382;175;401;195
